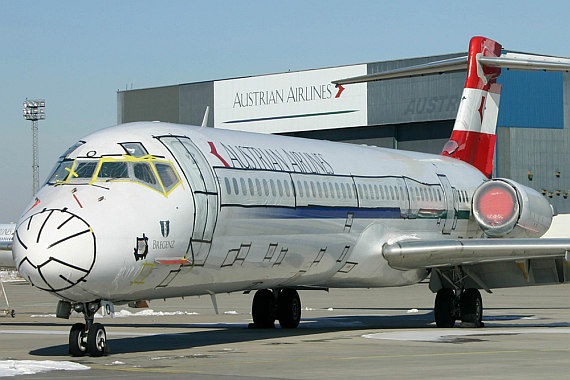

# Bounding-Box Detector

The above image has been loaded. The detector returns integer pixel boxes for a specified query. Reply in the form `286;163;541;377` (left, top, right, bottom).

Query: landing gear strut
64;301;107;357
251;289;301;328
434;288;483;328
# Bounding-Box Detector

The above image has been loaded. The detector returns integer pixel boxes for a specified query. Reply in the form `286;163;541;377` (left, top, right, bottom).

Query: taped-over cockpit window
49;155;181;197
75;161;98;178
134;163;157;184
155;163;178;192
98;162;128;179
46;160;74;184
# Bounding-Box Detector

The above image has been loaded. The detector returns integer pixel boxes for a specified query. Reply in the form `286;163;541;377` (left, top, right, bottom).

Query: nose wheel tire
69;322;107;356
69;323;87;357
87;323;107;356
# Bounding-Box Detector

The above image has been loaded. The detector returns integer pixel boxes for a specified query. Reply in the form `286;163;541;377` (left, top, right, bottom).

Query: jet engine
471;179;553;238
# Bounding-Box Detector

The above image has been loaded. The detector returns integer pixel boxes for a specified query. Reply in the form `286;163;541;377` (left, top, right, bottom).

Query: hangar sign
214;65;367;133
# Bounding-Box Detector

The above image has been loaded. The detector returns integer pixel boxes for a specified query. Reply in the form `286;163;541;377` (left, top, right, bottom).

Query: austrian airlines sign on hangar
214;65;367;134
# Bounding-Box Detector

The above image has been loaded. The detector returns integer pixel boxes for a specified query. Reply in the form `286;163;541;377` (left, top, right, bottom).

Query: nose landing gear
59;300;108;357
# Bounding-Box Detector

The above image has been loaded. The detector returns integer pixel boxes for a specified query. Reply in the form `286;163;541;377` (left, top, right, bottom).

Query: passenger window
284;181;291;197
224;177;231;194
240;178;247;195
256;179;262;196
263;179;269;196
341;183;347;198
232;178;239;194
270;179;276;196
297;181;304;197
134;163;157;185
329;183;335;198
277;180;283;196
98;162;128;179
248;178;254;195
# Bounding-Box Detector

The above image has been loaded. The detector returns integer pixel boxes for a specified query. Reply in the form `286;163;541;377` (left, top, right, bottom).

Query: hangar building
117;51;570;212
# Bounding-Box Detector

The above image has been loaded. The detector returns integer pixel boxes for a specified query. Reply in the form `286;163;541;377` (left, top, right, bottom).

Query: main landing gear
250;289;301;328
58;300;108;357
434;288;483;328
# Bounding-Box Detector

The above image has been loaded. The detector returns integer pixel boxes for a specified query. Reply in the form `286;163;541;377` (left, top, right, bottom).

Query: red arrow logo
335;85;345;98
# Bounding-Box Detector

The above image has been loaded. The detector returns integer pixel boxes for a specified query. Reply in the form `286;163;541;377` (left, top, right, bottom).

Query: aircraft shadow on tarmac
22;310;570;356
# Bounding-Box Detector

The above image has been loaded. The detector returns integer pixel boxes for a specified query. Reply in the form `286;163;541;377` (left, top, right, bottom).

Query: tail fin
441;37;502;178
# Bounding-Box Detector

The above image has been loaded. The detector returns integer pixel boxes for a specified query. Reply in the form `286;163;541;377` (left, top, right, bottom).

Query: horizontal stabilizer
479;55;570;71
383;238;570;270
332;56;468;85
333;52;570;86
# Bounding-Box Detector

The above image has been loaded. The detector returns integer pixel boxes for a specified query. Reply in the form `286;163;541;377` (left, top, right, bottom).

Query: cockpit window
75;161;98;178
98;162;128;179
120;142;148;158
44;141;86;185
155;163;178;191
134;163;157;185
46;160;74;184
47;154;181;197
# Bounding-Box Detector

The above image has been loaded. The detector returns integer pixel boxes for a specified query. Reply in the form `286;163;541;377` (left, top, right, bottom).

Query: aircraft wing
383;238;570;270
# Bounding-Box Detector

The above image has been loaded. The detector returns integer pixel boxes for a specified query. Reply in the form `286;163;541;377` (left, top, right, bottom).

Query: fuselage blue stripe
227;206;401;219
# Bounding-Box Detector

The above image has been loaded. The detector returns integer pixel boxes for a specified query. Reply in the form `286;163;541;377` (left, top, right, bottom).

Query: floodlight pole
23;99;45;196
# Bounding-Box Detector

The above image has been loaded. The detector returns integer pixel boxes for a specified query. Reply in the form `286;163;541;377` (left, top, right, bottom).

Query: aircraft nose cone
13;209;96;292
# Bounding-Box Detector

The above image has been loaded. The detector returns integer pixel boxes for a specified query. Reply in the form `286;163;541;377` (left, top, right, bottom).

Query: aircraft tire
87;323;107;356
460;288;483;327
69;323;87;357
277;289;301;328
252;289;276;328
434;288;456;328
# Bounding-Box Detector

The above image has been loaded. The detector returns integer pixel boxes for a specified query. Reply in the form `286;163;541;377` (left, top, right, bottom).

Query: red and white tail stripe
441;37;503;178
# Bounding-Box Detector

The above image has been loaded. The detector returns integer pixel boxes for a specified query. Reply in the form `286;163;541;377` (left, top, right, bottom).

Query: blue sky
1;0;569;221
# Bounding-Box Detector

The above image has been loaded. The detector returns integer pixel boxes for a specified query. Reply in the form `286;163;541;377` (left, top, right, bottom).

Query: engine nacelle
472;179;553;238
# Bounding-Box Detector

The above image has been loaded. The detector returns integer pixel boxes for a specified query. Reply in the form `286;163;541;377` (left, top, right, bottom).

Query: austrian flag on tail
441;37;503;178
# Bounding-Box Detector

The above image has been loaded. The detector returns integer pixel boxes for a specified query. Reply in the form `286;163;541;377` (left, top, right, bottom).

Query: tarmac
1;276;569;379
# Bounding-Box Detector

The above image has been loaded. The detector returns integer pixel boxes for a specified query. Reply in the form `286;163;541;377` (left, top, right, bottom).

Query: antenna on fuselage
201;106;210;128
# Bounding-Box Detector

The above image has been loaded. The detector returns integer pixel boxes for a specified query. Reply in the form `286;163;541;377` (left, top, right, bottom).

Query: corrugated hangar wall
497;72;570;213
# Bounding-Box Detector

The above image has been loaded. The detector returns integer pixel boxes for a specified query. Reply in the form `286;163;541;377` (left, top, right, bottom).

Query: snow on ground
0;270;22;282
0;360;89;377
30;309;200;318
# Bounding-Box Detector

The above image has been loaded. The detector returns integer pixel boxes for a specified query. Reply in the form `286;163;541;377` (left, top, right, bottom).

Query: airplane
9;36;570;357
0;224;15;268
0;223;16;317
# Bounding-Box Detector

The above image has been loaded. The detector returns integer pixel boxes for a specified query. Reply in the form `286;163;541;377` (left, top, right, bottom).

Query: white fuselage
12;122;488;304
